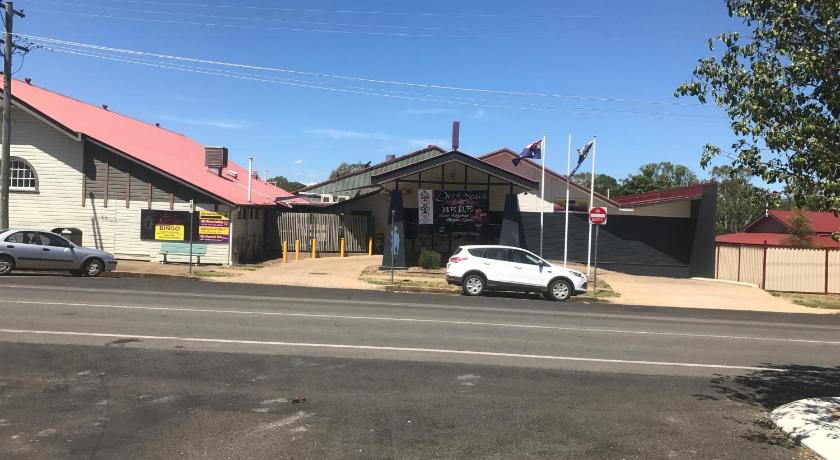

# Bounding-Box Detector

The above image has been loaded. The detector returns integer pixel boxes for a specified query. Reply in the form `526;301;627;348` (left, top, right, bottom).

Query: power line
20;34;703;108
35;44;724;123
96;0;509;18
37;0;501;34
26;8;504;39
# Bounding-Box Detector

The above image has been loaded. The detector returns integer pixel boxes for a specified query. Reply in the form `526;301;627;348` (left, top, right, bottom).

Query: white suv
445;245;588;301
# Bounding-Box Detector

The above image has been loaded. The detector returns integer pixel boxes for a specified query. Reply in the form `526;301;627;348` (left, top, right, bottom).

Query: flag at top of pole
569;139;594;177
512;138;542;166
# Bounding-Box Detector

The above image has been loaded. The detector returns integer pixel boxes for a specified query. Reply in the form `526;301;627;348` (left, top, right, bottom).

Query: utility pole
0;1;25;229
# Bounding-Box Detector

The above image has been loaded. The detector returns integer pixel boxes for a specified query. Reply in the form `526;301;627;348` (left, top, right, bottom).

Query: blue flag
512;139;542;166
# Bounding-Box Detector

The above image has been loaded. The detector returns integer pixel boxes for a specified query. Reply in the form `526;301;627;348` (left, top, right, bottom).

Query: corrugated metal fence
716;243;840;293
276;212;371;253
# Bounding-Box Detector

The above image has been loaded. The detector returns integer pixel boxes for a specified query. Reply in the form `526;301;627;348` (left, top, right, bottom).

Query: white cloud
158;114;248;129
306;128;392;140
294;159;303;164
472;109;486;119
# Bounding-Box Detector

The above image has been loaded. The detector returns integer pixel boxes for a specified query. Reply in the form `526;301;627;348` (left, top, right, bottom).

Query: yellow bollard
295;239;300;260
340;238;345;258
368;237;373;256
311;239;317;259
282;240;288;263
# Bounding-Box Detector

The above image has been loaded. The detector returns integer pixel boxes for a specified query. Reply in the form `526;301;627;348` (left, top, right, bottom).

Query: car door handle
483;262;491;265
514;266;523;269
42;248;50;251
5;245;13;248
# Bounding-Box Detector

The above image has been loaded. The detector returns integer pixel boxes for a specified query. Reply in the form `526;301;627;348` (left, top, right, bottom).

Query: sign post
188;200;195;275
588;207;607;293
390;209;396;284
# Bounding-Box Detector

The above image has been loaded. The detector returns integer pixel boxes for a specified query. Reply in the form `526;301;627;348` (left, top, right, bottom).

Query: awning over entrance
370;150;538;268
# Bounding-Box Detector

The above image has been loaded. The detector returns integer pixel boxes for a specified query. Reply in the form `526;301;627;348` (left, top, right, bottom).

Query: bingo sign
198;211;230;243
589;207;608;225
141;210;188;241
435;190;488;225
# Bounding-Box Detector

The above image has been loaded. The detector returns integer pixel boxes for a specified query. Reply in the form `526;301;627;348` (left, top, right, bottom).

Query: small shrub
418;249;442;269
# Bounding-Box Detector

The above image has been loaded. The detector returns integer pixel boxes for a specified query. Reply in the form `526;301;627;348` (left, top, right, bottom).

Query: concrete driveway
214;255;382;290
598;270;831;314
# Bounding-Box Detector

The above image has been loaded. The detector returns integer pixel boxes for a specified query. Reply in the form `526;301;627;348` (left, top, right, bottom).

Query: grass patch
577;279;620;300
360;275;457;290
194;270;237;278
770;292;840;310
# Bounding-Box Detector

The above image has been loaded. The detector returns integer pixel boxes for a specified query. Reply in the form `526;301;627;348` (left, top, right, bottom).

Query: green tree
781;210;815;247
614;162;700;196
570;172;619;196
676;0;840;212
711;165;773;234
329;161;369;180
267;175;306;192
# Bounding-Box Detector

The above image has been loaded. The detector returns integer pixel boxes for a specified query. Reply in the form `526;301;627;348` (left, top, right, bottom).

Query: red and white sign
589;207;608;225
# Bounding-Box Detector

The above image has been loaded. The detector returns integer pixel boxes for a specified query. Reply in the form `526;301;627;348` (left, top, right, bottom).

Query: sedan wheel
547;279;572;301
84;259;104;277
462;274;485;296
0;256;13;275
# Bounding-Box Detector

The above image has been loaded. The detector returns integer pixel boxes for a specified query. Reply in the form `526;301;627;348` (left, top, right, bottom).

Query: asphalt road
0;275;838;459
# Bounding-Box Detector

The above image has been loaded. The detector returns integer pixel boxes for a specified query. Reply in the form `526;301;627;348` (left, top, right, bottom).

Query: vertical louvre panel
275;212;372;254
828;251;840;294
716;245;740;282
739;246;764;286
109;165;129;205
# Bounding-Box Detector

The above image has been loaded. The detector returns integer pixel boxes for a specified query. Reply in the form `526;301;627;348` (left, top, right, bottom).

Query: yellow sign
154;224;185;241
198;225;230;236
199;211;229;220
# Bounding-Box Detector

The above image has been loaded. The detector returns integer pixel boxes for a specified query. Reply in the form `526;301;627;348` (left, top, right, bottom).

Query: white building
1;79;297;265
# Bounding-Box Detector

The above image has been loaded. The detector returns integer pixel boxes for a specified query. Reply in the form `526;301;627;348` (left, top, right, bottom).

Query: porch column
499;193;522;247
381;189;407;269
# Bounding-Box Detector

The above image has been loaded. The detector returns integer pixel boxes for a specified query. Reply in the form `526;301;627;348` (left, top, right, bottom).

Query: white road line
2;299;839;346
0;327;786;372
2;283;838;331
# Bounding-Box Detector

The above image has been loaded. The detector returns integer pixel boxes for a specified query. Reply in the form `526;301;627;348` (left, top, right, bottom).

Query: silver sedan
0;229;118;277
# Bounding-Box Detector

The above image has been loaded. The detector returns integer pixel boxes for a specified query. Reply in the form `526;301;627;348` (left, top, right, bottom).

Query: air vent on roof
385;154;396;162
205;147;229;176
102;104;109;111
24;77;31;85
227;170;239;179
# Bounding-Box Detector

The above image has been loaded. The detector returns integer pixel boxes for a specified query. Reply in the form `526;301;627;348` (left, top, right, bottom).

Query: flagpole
564;133;571;267
539;133;546;257
586;136;597;276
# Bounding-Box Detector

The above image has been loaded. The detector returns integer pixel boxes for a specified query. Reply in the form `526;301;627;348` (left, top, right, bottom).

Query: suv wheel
83;259;104;277
547;279;573;301
462;274;485;296
0;256;13;275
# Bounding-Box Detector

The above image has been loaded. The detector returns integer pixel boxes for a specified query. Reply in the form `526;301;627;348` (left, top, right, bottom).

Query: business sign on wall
198;210;230;243
435;190;488;225
141;209;230;243
418;189;434;225
141;210;189;241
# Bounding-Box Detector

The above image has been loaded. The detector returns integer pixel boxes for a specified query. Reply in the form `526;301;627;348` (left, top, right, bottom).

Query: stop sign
589;207;608;225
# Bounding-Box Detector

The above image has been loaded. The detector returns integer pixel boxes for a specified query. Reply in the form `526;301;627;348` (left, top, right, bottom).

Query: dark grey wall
520;211;700;278
689;184;717;277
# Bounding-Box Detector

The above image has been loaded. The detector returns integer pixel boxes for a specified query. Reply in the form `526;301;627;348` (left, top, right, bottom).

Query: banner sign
141;210;190;242
141;209;230;243
198;211;230;243
418;189;434;225
434;190;488;225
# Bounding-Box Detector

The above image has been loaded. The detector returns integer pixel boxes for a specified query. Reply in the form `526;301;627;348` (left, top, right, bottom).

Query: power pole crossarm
0;1;25;229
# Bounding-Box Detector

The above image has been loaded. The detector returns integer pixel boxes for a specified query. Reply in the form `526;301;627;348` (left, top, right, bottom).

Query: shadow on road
698;364;840;448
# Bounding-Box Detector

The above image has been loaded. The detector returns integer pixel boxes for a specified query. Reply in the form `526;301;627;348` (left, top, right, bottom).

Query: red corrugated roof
6;79;296;206
765;210;840;234
716;232;840;248
613;183;712;206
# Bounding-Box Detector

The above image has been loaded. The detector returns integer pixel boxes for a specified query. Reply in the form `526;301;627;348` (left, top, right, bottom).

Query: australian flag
512;139;542;166
569;140;594;177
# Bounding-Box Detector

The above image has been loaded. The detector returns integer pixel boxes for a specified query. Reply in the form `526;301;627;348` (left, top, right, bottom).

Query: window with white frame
5;158;38;192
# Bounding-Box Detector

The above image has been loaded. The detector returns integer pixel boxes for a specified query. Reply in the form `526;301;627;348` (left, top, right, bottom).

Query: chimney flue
452;121;460;151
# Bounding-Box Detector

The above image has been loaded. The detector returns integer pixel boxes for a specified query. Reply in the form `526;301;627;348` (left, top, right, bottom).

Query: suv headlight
569;271;585;279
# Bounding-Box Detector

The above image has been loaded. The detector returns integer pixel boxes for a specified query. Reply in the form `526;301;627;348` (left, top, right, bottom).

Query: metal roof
300;146;446;197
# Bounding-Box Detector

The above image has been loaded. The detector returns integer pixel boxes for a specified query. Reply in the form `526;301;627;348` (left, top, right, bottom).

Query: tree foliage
781;210;815;247
711;165;773;234
329;161;369;180
570;172;619;196
676;0;840;212
613;162;700;196
267;175;306;192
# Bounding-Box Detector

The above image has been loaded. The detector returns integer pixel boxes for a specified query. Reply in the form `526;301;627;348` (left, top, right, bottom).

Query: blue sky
15;0;745;185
